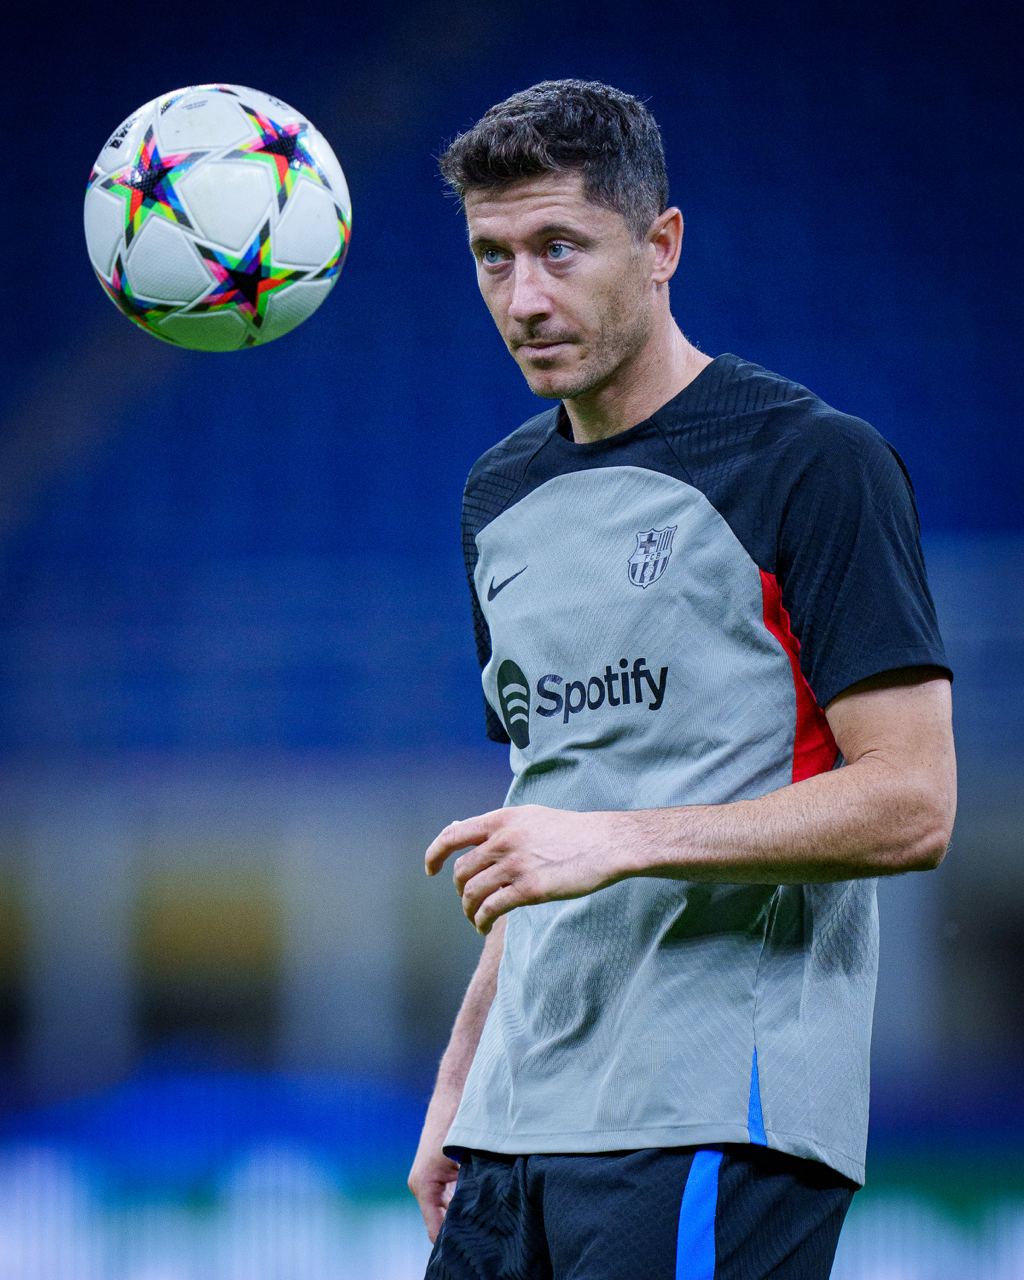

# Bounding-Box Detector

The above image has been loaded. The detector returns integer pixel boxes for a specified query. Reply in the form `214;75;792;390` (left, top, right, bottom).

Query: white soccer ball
84;84;351;351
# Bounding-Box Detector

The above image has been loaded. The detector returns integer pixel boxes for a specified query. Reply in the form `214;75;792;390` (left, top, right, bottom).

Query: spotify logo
496;659;531;748
494;655;669;749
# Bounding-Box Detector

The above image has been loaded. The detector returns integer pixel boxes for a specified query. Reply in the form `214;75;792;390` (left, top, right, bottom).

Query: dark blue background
1;0;1018;753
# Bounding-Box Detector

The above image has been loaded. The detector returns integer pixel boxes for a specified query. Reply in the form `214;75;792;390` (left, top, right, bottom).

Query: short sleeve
466;573;512;744
462;477;511;745
776;415;952;708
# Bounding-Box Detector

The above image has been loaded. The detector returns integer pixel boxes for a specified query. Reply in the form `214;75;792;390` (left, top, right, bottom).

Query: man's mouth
515;339;572;356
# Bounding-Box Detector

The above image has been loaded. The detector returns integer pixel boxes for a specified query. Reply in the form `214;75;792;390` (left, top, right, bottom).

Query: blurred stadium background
1;1;1020;1275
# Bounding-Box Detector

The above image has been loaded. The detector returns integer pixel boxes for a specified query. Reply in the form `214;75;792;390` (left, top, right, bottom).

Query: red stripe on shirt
759;569;839;782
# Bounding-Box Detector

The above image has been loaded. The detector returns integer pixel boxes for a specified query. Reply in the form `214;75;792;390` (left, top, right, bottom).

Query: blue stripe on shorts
675;1148;724;1279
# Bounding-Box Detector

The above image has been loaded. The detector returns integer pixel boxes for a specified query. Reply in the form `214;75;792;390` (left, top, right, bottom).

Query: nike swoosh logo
487;566;528;601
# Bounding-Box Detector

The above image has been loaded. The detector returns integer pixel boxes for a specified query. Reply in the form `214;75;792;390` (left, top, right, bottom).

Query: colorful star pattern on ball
227;106;332;211
308;203;352;283
96;255;180;342
193;220;310;337
100;125;206;248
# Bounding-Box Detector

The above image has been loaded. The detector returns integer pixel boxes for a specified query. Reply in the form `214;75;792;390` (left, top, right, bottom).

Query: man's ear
648;207;683;284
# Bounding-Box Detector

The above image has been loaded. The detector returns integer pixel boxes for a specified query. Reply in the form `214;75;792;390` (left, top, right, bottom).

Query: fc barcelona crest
628;526;677;588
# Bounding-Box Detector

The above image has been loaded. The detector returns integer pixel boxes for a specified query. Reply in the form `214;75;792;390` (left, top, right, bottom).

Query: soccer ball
84;84;351;351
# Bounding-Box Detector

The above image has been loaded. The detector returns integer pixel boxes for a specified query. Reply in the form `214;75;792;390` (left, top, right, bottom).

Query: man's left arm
426;668;956;934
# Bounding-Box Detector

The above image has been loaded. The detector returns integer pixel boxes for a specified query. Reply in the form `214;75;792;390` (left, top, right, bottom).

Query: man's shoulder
465;407;559;489
686;353;896;470
462;407;559;534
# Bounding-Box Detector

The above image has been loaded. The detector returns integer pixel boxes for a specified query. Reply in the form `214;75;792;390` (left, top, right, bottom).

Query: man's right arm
407;914;506;1243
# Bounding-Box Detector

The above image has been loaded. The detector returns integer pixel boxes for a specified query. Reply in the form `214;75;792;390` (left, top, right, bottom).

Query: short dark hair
438;79;668;240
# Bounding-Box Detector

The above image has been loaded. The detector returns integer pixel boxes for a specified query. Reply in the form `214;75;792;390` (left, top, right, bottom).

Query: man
409;79;955;1279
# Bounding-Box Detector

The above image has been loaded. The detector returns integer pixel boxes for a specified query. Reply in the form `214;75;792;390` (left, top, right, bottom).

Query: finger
424;815;488;876
423;1176;458;1243
422;1200;444;1243
452;841;502;896
460;859;512;922
473;883;525;935
425;812;500;875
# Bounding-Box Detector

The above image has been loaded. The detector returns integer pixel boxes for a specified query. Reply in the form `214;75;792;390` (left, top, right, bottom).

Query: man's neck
563;325;713;444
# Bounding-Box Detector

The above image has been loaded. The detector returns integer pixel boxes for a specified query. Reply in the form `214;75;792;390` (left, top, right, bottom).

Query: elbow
906;830;949;873
899;788;956;873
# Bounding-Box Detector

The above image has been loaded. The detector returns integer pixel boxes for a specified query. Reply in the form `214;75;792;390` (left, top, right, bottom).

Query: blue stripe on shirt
748;1046;767;1145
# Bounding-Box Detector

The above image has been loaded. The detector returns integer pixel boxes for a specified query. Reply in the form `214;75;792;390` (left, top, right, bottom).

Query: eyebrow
469;222;595;252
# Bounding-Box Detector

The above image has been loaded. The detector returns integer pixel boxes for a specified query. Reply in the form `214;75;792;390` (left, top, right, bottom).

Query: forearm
428;915;505;1115
433;675;956;932
622;753;955;885
409;912;505;1237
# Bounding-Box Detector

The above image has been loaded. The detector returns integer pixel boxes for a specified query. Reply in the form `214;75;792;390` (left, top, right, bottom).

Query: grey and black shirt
446;352;950;1186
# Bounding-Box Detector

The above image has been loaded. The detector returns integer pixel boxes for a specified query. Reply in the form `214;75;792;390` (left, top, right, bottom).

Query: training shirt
445;352;950;1186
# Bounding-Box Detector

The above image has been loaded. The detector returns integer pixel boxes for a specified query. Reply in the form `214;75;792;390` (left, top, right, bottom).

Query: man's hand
425;805;628;933
407;1116;460;1243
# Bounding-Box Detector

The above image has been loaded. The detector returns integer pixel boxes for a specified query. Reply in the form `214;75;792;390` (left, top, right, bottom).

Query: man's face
464;171;654;401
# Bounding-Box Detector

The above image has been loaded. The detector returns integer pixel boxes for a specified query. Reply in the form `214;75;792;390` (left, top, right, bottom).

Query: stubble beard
519;290;653;404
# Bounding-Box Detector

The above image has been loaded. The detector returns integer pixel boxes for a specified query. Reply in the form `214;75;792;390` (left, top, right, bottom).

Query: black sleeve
462;479;511;745
775;414;952;708
459;413;556;744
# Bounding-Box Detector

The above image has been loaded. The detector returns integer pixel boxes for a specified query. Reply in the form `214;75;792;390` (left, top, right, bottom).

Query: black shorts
424;1144;856;1280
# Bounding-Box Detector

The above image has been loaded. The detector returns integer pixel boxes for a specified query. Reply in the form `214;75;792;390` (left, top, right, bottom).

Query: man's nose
507;258;551;324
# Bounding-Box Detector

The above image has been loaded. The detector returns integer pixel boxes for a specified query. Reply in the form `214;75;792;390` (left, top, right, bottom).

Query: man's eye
547;242;572;260
481;248;506;266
